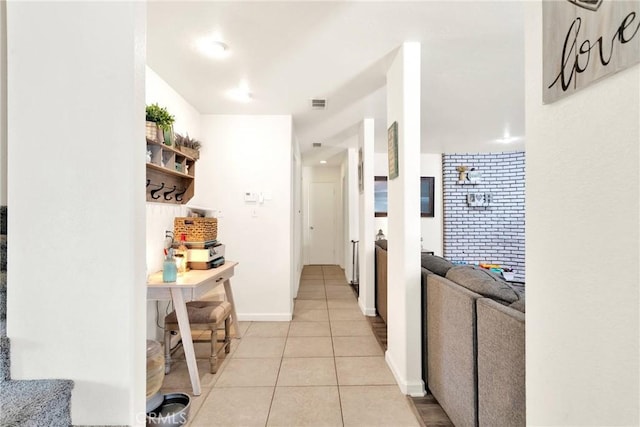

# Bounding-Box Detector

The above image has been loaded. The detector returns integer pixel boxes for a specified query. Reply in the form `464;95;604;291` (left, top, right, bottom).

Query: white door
309;182;335;264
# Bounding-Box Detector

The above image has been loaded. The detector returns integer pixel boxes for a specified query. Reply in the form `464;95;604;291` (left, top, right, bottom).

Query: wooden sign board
543;0;640;104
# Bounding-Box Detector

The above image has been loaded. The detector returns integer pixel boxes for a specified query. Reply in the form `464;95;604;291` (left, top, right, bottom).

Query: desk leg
170;288;201;396
223;278;241;338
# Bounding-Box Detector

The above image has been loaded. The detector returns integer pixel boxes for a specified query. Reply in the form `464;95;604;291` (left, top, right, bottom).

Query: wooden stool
164;300;232;375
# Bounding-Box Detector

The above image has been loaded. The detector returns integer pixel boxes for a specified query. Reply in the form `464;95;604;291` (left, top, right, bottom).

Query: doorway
309;182;336;264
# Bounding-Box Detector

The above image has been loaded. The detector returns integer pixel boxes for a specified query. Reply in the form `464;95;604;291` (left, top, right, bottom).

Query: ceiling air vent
311;98;327;110
312;143;322;148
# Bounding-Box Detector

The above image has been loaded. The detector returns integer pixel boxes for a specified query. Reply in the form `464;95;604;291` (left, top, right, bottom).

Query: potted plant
146;103;175;145
175;133;201;160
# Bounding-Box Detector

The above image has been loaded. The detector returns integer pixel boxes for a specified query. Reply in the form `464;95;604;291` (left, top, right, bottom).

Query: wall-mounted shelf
146;162;194;180
146;139;196;204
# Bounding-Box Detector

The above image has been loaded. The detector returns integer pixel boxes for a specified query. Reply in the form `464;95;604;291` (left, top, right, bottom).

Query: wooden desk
147;261;240;396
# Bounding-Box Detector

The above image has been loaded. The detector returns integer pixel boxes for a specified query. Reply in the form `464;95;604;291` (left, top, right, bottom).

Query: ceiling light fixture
227;81;253;103
196;36;229;59
495;135;523;144
320;160;327;164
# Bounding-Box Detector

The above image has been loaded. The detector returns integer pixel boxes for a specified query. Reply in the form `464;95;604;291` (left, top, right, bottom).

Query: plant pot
146;121;164;144
180;146;199;160
163;128;174;146
146;121;158;142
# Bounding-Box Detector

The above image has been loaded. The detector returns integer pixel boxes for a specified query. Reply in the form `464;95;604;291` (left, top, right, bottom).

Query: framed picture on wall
358;148;364;194
374;176;435;217
374;176;388;217
388;121;399;180
420;176;435;217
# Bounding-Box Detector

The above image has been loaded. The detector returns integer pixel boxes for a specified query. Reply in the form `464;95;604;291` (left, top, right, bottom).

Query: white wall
374;153;443;255
0;1;5;206
146;66;202;141
197;115;293;321
144;66;203;340
301;165;344;268
6;3;146;425
291;133;303;303
526;3;639;425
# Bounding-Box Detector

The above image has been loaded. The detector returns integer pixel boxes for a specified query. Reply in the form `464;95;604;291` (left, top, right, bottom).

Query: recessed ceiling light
320;160;327;164
495;126;522;144
196;36;229;59
495;136;522;144
227;81;252;103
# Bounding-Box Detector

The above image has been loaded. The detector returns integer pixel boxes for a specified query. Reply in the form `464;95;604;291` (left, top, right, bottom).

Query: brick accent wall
443;152;525;282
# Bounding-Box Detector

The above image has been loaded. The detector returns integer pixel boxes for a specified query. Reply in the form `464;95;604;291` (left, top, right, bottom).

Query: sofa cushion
509;293;526;313
445;265;519;303
375;239;388;250
420;254;454;277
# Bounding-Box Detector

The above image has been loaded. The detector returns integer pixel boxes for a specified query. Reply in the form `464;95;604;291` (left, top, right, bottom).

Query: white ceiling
147;1;525;165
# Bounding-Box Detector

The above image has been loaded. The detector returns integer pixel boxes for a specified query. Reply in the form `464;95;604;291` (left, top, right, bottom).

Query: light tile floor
161;265;421;427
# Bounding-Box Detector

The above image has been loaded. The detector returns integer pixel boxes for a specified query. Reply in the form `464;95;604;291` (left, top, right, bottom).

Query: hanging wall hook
175;188;187;202
150;182;165;199
163;185;177;201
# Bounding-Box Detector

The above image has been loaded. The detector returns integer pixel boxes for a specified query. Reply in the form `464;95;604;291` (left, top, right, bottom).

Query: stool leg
224;317;231;354
210;325;219;374
164;328;172;375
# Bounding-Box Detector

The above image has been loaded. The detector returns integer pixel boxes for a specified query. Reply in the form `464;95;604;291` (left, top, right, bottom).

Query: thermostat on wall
244;192;258;202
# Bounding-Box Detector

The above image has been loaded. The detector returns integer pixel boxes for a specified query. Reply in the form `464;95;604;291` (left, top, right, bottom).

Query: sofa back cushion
446;265;519;304
420;254;454;277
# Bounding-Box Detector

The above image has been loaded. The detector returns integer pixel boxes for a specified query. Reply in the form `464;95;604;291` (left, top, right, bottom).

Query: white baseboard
358;298;377;316
236;313;292;322
385;350;426;397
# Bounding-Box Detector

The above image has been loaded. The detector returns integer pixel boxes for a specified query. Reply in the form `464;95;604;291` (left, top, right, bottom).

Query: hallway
162;265;421;426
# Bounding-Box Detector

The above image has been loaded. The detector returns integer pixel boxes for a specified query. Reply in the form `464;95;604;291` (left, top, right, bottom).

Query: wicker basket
174;217;218;242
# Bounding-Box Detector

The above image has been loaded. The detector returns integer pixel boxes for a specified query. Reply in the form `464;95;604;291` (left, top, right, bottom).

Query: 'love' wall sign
543;0;640;104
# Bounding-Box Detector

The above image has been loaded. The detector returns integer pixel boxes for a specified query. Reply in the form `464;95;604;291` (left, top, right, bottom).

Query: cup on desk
163;257;177;282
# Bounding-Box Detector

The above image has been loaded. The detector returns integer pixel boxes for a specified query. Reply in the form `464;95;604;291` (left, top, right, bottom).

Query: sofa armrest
427;274;481;427
476;298;525;427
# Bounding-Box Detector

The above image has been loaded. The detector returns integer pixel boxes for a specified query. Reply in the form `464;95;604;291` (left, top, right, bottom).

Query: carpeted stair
0;206;74;426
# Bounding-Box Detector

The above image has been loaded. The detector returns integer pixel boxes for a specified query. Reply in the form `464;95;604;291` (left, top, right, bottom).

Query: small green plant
145;103;175;131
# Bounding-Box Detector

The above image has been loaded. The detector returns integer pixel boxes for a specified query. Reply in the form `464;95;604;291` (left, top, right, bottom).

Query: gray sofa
424;258;525;427
374;241;525;427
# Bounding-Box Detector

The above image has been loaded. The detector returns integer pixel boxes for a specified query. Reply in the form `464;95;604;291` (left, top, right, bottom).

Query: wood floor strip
367;314;453;427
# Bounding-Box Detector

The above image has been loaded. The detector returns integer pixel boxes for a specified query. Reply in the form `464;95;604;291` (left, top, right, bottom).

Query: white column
525;3;639;425
7;3;146;425
385;42;424;396
0;1;6;206
358;119;376;315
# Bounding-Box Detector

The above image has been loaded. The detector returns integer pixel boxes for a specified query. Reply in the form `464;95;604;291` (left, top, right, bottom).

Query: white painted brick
443;151;525;280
